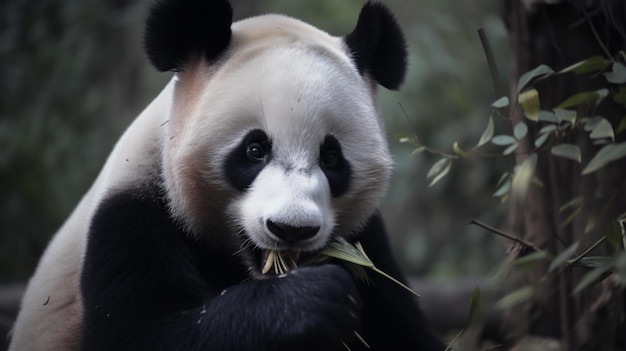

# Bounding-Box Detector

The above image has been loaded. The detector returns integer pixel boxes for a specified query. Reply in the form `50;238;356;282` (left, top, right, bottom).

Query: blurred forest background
4;0;625;350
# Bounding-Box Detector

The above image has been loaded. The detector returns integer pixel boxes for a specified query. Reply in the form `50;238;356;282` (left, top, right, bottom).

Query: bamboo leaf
617;116;626;134
538;111;558;123
493;179;511;197
539;125;557;134
557;89;609;109
587;117;615;141
517;64;554;92
495;287;534;310
605;62;626;84
428;160;451;187
569;256;612;268
491;135;517;145
559;196;585;213
410;146;426;157
476;116;494;148
468;287;481;325
512;153;537;200
551;144;581;162
503;142;519;155
534;132;550;148
427;158;449;179
511;251;550;268
453;142;468;157
514;122;528;140
573;256;615;294
582;142;626;175
613;86;626;107
548;242;579;273
519;89;541;121
491;96;509;109
558;56;611;74
554;108;577;124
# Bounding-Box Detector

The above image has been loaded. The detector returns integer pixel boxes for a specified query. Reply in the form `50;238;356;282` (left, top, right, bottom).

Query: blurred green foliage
0;0;507;282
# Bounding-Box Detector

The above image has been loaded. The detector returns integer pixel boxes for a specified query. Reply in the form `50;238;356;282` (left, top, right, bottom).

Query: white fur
10;14;392;351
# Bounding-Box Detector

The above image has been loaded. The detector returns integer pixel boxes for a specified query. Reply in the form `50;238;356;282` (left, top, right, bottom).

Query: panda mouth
258;249;319;275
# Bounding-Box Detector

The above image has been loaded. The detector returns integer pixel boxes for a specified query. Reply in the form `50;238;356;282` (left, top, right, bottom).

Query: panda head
145;0;407;267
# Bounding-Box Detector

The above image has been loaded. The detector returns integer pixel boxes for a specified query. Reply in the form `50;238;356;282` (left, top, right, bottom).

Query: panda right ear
144;0;233;72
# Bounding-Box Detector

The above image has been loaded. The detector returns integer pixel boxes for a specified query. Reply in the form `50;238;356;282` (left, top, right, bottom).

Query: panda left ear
144;0;233;72
344;1;408;90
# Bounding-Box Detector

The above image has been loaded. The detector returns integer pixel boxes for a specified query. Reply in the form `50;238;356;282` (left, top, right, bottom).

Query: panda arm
81;187;360;351
354;212;445;351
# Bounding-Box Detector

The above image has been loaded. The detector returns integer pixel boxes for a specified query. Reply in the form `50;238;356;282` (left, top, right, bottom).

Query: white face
162;15;392;259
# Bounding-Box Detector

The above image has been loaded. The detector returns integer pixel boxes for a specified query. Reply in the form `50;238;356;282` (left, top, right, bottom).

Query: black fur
224;129;272;192
344;1;408;90
319;134;351;197
144;0;233;72
80;184;444;350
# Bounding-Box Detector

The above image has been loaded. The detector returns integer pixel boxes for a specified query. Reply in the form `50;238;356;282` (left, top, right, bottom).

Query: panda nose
266;220;319;243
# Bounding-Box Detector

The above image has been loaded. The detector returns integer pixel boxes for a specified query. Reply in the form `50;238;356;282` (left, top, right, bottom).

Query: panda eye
320;149;339;169
246;143;266;161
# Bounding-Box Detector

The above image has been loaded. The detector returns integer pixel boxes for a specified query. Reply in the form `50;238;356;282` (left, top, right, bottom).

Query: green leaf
585;116;614;141
468;287;481;325
511;251;550;268
573;256;615;294
453;142;468;157
495;287;534;310
514;122;528;140
562;205;583;226
538;111;558;123
613;86;626;106
584;218;595;235
606;220;622;250
558;56;611;74
539;125;558;134
491;135;517;145
582;142;626;175
410;146;426;156
512;153;537;200
493;179;511;197
491;96;509;109
428;160;451;187
554;109;577;124
427;158;449;179
503;142;519;155
517;64;554;92
605;62;626;84
617;116;626;134
476;116;494;148
570;256;612;268
551;144;581;162
557;89;609;109
548;242;579;273
320;238;421;298
534;132;550;148
519;89;541;121
559;196;585;213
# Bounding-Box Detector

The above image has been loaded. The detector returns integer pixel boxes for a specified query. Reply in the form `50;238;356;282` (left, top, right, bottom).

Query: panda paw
276;264;362;347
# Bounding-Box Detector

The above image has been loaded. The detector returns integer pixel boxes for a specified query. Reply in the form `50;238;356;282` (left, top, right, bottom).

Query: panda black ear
144;0;233;72
344;1;408;90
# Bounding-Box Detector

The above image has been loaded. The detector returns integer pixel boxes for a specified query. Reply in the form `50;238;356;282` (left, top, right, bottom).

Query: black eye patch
224;129;272;191
319;135;351;197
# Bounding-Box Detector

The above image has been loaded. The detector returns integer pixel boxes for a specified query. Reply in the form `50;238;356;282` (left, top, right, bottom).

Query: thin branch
477;28;505;99
568;235;606;267
469;218;540;252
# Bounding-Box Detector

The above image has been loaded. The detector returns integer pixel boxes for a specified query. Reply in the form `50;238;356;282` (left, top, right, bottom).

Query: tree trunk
505;1;626;349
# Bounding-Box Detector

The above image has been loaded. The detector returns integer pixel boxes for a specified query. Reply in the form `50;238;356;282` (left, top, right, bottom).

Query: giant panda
9;0;444;350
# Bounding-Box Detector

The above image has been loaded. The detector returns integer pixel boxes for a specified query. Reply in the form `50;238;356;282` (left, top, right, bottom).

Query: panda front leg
80;188;362;351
